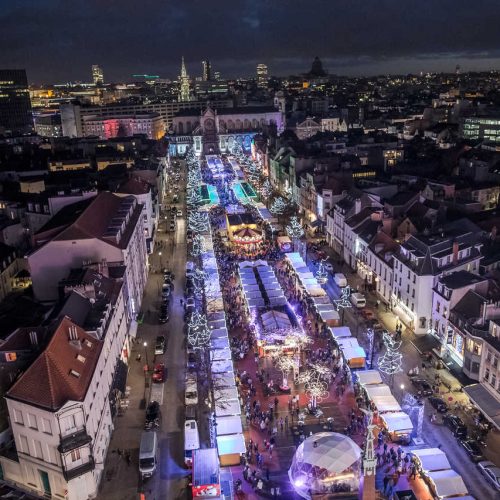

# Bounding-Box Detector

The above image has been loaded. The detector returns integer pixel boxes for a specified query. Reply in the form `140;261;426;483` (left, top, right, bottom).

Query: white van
139;431;158;479
185;373;198;406
350;292;366;308
334;273;347;288
184;419;200;467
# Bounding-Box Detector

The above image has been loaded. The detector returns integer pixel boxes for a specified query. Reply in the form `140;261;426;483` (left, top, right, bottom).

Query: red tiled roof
51;191;142;249
7;317;102;411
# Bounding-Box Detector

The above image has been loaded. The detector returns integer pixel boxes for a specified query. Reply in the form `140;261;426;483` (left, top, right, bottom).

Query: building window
19;435;29;455
412;275;416;284
70;449;81;462
41;418;52;435
34;440;43;460
492;374;497;388
436;302;440;314
63;414;76;433
485;368;490;382
13;409;24;425
27;413;38;430
471;362;480;373
412;289;415;298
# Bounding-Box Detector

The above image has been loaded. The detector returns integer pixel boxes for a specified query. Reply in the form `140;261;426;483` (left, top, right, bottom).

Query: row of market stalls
199;222;247;467
205;155;226;178
238;261;287;309
411;448;472;499
355;369;413;443
330;327;367;369
228;157;245;180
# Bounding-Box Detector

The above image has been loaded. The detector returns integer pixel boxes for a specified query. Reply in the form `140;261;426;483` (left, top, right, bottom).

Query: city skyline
1;0;500;83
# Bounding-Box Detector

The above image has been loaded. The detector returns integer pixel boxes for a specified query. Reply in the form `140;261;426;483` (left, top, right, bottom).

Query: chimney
452;240;459;265
355;198;361;214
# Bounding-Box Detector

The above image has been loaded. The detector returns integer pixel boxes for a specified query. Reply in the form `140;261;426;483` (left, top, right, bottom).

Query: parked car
411;378;433;396
152;364;166;383
158;307;169;324
186;349;196;370
176;209;183;217
429;396;448;413
185;374;198;406
146;401;161;423
443;414;467;437
460;439;484;462
478;461;500;490
155;335;166;355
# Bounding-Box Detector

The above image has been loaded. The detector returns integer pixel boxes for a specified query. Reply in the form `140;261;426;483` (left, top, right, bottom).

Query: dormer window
70;370;80;378
84;340;93;348
77;354;86;363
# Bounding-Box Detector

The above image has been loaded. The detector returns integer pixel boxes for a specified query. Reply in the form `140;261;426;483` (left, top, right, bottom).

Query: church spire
179;56;190;102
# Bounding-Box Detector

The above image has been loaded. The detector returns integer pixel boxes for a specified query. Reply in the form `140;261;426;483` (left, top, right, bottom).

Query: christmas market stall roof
215;415;243;436
426;470;468;498
261;310;292;330
364;384;402;413
411;448;452;472
216;433;246;455
213;386;239;402
330;326;352;339
380;412;413;434
211;371;235;388
355;369;383;386
211;348;232;362
210;328;229;339
211;336;230;349
214;398;241;418
211;359;233;374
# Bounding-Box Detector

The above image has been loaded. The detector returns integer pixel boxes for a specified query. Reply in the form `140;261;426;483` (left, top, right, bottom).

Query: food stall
216;433;246;466
216;415;243;436
210;348;232;362
210;336;230;350
340;346;367;369
211;359;233;374
355;370;383;387
330;326;352;339
426;470;469;499
380;411;414;444
211;372;235;388
318;309;340;326
214;398;241;418
364;384;402;413
411;448;451;472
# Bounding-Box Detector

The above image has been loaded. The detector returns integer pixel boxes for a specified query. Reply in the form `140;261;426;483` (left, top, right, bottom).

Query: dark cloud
0;0;499;82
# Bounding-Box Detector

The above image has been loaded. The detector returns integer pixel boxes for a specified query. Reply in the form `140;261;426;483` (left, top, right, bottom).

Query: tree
286;216;304;251
315;259;328;284
186;188;203;208
298;363;332;410
335;285;352;324
190;234;206;258
260;179;273;205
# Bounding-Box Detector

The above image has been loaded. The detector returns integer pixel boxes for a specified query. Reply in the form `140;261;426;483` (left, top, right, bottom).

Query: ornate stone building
169;105;284;156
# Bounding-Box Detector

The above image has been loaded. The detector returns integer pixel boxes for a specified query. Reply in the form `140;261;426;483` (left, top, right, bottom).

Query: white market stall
330;326;352;339
364;384;402;413
214;399;241;418
426;470;468;498
411;448;452;473
215;415;243;436
211;348;233;362
212;372;236;388
211;359;234;374
355;370;383;387
211;336;230;350
216;434;246;466
341;346;367;369
213;386;239;402
318;309;340;326
380;411;413;444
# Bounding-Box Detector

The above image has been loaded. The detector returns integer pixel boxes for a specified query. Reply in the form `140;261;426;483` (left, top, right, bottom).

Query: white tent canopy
216;415;243;436
330;326;352;339
319;310;339;321
212;372;235;388
217;434;246;455
313;296;332;305
214;398;241;417
356;370;383;386
427;470;468;498
211;337;230;350
211;348;232;362
210;328;229;339
315;304;335;312
211;359;233;374
381;412;413;434
337;337;360;349
342;346;366;362
308;286;327;297
293;432;361;473
213;386;239;402
412;448;452;472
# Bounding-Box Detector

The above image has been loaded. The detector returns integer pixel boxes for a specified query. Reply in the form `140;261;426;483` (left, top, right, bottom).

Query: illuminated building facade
82;113;164;139
92;64;104;85
256;63;268;88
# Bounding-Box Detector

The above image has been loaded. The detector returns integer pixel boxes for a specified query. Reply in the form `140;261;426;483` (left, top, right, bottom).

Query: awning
381;412;413;434
463;383;500;429
355;370;383;386
330;326;352;339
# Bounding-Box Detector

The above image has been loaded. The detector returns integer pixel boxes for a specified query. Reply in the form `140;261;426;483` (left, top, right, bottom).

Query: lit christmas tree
186;188;203;208
187;311;211;350
188;211;210;232
190;235;206;258
260;179;273;199
270;196;287;216
378;332;403;386
286;216;304;251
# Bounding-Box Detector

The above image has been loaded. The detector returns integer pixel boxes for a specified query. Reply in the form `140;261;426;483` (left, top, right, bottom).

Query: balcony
63;456;95;481
58;429;92;453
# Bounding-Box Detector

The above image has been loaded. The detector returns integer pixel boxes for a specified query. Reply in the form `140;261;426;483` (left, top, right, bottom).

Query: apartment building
392;219;484;334
28;192;148;318
0;243;22;302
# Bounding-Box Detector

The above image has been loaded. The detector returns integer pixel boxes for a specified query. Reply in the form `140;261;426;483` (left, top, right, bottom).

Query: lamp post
400;383;405;400
143;341;149;370
158;251;163;270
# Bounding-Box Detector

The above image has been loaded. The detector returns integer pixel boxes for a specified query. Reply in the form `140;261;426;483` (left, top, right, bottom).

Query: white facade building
28;192;148;318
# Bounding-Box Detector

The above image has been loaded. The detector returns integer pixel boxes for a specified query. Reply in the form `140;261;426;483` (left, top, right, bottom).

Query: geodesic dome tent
288;432;361;499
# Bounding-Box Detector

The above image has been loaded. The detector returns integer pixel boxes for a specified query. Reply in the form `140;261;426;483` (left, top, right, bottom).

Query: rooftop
7;316;102;411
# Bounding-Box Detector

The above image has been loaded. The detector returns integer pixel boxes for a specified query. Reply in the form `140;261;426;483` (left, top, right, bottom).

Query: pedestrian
265;467;270;481
279;417;284;433
383;475;389;493
285;415;289;429
125;450;131;466
409;465;417;480
387;477;394;496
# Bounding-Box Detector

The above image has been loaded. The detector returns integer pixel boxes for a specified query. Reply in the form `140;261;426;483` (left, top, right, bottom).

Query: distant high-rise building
92;64;104;85
0;69;33;135
256;63;268;88
202;60;211;81
179;57;191;102
214;71;221;81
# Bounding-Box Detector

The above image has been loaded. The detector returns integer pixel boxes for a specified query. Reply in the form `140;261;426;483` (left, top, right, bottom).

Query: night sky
1;0;500;83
